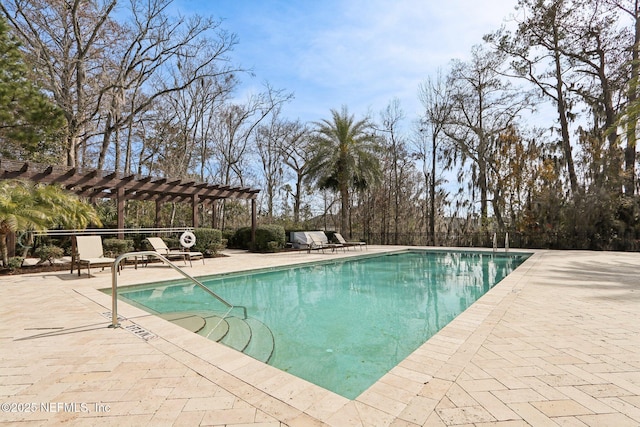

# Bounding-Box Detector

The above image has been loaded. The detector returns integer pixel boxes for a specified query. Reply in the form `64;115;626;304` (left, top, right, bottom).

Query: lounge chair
333;233;367;250
74;235;117;277
306;231;345;253
146;237;204;267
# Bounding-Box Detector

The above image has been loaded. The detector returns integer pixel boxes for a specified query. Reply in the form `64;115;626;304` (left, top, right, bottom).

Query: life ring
179;231;196;248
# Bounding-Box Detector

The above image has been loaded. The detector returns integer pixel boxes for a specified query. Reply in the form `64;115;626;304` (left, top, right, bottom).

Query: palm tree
307;106;382;236
0;180;101;266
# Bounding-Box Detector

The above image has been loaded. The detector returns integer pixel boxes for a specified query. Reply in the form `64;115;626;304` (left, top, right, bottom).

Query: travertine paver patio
0;247;639;426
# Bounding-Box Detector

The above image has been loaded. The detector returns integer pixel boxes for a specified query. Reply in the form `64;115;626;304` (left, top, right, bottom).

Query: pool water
116;250;528;399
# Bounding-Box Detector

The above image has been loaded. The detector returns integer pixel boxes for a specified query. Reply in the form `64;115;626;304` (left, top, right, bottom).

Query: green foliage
6;256;23;270
0;180;101;266
266;241;280;252
164;237;181;250
128;234;150;251
193;228;226;256
0;16;64;161
228;227;252;249
34;245;64;265
222;229;236;244
254;224;286;252
308;106;382;234
227;226;286;252
102;239;134;256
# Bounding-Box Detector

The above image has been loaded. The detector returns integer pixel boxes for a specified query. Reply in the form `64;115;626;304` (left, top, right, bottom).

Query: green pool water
115;249;529;399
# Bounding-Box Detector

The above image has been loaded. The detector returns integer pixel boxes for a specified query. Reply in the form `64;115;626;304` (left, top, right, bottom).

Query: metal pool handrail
110;251;247;328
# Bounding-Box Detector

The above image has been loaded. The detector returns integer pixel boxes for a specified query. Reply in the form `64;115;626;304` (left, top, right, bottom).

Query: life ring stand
179;231;196;248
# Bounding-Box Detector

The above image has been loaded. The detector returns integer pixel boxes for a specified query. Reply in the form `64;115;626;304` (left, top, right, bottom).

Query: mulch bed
0;263;70;275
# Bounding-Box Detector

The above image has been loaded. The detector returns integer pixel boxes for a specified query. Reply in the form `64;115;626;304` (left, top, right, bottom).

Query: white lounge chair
306;231;345;253
333;233;367;250
146;237;204;267
74;235;116;277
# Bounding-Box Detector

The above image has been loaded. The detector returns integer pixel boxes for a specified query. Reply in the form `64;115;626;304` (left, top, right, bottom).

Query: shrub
222;229;235;244
227;225;286;252
7;257;24;270
164;237;181;250
228;227;252;249
102;238;134;256
129;233;151;251
266;241;280;252
193;228;226;256
34;245;64;265
254;225;286;252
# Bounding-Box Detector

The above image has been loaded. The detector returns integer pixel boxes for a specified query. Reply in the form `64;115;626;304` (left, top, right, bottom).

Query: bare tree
377;98;406;245
445;45;532;229
278;122;312;223
1;0;117;166
562;1;629;191
209;83;292;228
255;108;285;219
158;60;237;181
418;70;452;245
486;0;585;194
608;0;640;194
1;0;240;170
95;1;241;172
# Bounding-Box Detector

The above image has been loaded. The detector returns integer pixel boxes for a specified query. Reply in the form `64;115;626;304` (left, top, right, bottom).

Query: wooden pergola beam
0;159;260;244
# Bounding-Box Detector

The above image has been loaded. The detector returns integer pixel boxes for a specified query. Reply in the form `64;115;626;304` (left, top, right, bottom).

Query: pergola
0;158;260;240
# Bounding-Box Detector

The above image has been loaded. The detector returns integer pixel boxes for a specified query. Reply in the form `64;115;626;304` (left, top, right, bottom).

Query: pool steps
158;311;275;363
243;318;276;363
220;316;251;352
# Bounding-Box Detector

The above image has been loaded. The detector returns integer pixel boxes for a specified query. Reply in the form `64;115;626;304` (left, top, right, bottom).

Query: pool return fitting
109;251;247;329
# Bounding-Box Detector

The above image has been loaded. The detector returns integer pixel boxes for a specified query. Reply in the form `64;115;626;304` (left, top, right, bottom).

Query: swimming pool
115;249;529;399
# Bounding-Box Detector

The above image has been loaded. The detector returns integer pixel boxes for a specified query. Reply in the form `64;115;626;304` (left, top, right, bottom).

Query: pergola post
251;198;257;247
155;200;162;229
211;200;217;229
117;186;125;239
192;194;199;229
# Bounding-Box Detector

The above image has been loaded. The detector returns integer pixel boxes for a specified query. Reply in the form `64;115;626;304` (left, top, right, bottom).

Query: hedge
228;225;286;252
254;224;286;252
193;228;226;256
103;238;134;256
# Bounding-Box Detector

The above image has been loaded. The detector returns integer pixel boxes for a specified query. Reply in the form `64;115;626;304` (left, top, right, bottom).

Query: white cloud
174;0;518;122
283;0;518;121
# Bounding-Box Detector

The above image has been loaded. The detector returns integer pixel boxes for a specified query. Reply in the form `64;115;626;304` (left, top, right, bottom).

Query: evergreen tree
0;16;62;161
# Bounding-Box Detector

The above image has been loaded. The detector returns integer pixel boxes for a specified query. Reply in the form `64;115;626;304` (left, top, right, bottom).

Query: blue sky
171;0;518;125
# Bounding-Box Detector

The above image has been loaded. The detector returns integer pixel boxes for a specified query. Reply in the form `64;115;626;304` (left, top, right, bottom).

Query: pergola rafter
0;159;259;241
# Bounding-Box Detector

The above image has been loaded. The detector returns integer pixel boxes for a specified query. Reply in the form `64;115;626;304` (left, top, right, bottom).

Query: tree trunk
0;233;8;267
625;1;640;195
479;159;489;226
553;22;579;194
340;184;349;236
430;134;437;245
294;173;302;223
